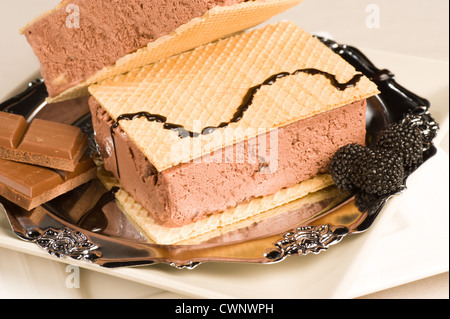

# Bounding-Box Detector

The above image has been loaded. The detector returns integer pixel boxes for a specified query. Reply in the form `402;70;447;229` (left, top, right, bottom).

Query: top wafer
22;0;304;102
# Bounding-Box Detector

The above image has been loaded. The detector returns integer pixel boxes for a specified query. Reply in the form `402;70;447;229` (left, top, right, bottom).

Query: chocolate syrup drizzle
111;68;363;139
110;68;363;177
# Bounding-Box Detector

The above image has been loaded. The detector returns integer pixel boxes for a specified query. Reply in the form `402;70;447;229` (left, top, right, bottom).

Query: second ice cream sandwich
88;21;379;243
22;0;303;102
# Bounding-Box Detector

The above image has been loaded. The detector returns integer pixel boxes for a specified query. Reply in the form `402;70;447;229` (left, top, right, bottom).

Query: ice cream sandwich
22;0;303;102
88;21;380;244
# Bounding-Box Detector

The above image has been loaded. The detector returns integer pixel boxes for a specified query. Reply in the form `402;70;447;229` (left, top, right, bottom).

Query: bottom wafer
97;167;346;245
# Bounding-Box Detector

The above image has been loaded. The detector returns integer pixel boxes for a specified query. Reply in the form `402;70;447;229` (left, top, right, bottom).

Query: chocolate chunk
0;112;28;148
0;155;97;211
0;111;88;171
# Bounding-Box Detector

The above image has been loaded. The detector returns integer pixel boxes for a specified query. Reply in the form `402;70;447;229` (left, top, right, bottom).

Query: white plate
0;1;448;299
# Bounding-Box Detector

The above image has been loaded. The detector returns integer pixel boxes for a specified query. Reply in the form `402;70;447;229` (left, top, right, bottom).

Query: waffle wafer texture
42;0;303;103
89;21;380;172
97;167;336;245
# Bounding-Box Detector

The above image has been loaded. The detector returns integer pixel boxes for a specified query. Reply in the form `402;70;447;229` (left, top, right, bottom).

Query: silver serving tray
0;38;439;269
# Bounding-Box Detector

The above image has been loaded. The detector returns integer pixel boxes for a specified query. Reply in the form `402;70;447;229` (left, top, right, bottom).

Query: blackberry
354;191;380;212
329;143;369;191
329;109;438;211
353;148;405;195
402;110;439;151
375;122;424;171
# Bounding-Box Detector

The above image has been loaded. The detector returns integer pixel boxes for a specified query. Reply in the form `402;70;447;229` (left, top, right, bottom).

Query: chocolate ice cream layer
24;0;245;97
90;97;367;227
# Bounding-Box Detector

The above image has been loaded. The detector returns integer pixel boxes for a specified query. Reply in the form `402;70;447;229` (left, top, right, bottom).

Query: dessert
88;21;380;243
0;155;96;210
90;98;367;227
22;0;303;102
0;111;88;171
4;0;437;254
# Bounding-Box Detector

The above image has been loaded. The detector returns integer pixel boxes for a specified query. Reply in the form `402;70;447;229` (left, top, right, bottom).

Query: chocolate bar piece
0;112;88;171
0;155;97;211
